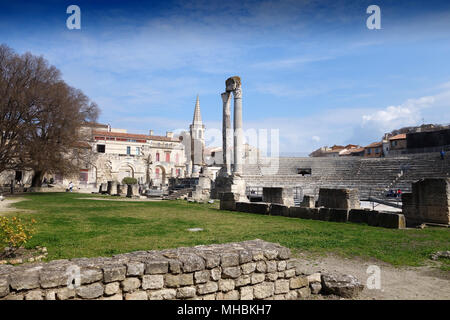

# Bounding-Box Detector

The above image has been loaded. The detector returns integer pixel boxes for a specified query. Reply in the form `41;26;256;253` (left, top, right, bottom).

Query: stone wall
0;240;315;300
402;178;450;225
317;188;360;209
230;202;406;229
262;187;294;207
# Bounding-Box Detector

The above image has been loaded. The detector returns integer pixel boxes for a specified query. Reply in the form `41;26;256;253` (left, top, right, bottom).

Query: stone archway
154;165;167;186
118;163;135;183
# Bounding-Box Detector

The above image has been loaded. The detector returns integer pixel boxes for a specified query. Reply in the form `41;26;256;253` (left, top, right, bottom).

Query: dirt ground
0;197;30;215
293;252;450;300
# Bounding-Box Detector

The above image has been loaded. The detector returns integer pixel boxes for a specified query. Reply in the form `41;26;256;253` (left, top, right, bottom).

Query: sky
1;0;449;156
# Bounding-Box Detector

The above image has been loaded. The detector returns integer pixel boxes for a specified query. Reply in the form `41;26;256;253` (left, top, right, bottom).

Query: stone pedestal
402;178;450;225
262;187;294;207
317;188;360;209
191;176;211;202
126;184;139;198
107;181;118;196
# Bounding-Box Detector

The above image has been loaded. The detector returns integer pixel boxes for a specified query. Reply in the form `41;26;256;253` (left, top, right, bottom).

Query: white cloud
312;135;320;142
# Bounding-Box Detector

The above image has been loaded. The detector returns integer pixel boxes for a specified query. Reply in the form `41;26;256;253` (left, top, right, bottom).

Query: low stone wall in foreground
233;202;406;229
0;240;318;300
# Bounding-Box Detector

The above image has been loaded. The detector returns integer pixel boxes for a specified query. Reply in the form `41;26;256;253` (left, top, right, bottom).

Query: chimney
166;131;174;138
149;130;154;136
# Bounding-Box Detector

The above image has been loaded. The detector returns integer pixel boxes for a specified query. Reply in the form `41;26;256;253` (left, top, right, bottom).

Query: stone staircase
162;187;193;200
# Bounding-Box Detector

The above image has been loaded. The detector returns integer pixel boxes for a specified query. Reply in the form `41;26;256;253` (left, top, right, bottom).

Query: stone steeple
189;95;205;177
192;95;202;125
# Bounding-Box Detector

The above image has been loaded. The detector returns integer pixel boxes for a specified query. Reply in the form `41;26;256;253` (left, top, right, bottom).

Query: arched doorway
118;163;135;183
154;165;167;186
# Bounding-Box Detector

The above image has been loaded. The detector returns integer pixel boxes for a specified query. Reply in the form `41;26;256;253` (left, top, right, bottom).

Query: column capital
221;91;231;103
233;87;242;99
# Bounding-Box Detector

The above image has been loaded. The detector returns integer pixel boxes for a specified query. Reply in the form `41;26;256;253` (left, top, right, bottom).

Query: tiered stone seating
242;153;450;200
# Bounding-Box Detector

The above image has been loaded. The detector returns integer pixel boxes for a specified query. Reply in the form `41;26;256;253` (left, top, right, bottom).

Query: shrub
122;177;137;185
0;216;36;257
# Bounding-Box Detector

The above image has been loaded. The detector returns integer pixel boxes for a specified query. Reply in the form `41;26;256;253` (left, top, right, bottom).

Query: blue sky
1;0;450;155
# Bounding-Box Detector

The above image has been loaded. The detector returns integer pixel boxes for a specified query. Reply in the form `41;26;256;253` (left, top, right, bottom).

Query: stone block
270;204;290;216
176;286;197;299
142;275;164;290
329;208;349;223
253;282;275;299
194;270;210;284
240;286;254;300
76;283;104;299
222;266;241;279
197;281;219;295
103;264;126;283
148;289;176;300
125;290;148;300
318;208;331;221
145;260;169;274
348;209;371;224
218;279;235;292
378;212;406;229
126;261;145;276
221;253;239;267
25;290;44;300
121;277;141;292
274;279;290;294
104;282;120;296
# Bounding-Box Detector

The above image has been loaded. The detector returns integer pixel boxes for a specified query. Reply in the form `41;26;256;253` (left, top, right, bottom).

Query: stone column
221;91;232;175
233;87;243;175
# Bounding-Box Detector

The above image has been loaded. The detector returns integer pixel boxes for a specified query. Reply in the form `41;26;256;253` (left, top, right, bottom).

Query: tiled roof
365;141;383;148
92;130;179;142
388;133;406;140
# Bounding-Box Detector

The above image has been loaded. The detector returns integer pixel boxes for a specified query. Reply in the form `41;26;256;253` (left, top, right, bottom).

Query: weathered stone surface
194;270;210;284
239;251;252;264
80;268;103;284
222;266;241;279
253;282;275;299
256;261;267;273
277;247;290;260
0;276;9;298
290;276;308;289
148;289;176;300
179;254;205;272
270;204;290;216
103;264;126;283
252;250;265;261
307;273;321;283
310;282;322;294
218;279;235;292
284;269;296;278
121;277;141;292
251;273;265;284
277;261;287;271
164;273;194;288
4;293;24;300
266;273;278;281
9;268;41;290
379;212;406;229
266;260;277;273
221;252;240;267
210;267;222;281
197;281;219;295
329;208;349;223
241;262;256;274
235;275;251;287
240;286;254;300
76;283;104;299
274;279;290;294
102;293;123;300
297;286;311;299
168;259;182;274
126;261;145;276
142;275;164;290
145;260;169;274
321;273;364;298
217;290;239;300
104;282;120;296
125;290;148;300
176;286;197;299
45;291;56;300
25;290;43;300
39;268;69;288
56;287;75;300
201;293;216;300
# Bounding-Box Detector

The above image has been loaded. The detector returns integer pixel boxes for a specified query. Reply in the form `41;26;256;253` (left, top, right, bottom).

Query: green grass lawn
4;192;450;268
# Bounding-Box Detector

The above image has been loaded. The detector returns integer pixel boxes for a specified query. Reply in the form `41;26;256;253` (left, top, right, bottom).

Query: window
126;146;131;155
165;152;170;162
156;153;160;162
136;147;140;156
367;148;371;155
97;144;105;153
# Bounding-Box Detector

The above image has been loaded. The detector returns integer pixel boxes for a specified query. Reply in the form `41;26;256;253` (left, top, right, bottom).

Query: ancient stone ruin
0;240;365;300
402;178;450;226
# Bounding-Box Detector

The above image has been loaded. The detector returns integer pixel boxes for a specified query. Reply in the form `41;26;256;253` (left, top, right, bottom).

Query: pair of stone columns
221;76;243;176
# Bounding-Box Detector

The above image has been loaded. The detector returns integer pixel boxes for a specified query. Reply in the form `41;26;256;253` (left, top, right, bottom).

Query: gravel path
293;252;450;300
